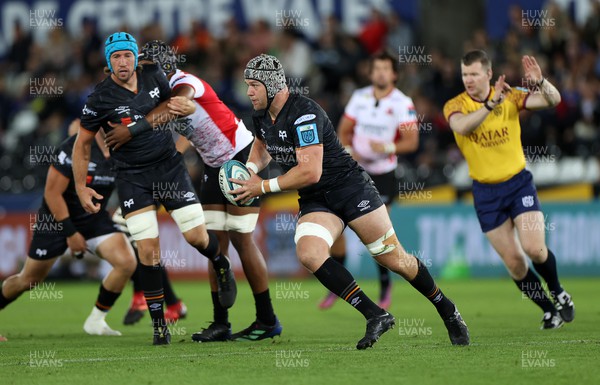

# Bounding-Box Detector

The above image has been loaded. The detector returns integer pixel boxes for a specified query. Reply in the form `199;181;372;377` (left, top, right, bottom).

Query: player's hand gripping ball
218;160;255;206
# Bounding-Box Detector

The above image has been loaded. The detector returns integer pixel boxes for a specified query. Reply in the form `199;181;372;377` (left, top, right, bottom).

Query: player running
0;121;135;337
105;40;280;342
73;32;235;345
319;51;419;310
443;50;574;329
112;207;188;325
231;54;470;349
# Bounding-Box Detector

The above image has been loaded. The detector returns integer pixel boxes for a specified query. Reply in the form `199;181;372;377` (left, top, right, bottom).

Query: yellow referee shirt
443;88;530;183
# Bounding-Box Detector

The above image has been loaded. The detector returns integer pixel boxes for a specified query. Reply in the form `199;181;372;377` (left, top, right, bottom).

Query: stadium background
1;0;599;281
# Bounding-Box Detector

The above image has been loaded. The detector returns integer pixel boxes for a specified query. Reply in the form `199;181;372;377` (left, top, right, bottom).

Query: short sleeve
292;111;324;148
343;92;360;121
79;98;106;133
52;142;74;179
443;97;464;122
509;88;530;111
399;97;418;127
156;71;171;103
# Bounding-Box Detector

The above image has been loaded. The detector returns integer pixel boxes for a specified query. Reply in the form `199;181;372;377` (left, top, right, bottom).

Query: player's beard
115;68;135;83
373;81;393;92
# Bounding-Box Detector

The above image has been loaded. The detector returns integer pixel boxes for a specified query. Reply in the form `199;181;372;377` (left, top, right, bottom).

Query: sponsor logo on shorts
183;192;195;201
522;195;534;207
357;200;371;211
123;199;134;208
36;249;47;257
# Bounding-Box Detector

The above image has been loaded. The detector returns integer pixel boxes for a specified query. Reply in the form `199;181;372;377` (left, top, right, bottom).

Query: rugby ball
218;160;255;206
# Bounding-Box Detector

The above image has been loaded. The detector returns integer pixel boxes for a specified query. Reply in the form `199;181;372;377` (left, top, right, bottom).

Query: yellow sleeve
509;88;530;111
443;97;464;122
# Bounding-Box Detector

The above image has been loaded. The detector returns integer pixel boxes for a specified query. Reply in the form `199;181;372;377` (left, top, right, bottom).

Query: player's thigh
94;232;136;272
348;205;393;245
19;257;57;285
226;204;260;234
295;211;344;271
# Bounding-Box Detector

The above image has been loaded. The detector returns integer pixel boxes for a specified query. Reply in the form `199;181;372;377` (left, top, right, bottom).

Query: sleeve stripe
446;111;462;121
399;120;418;128
343;113;356;122
522;92;531;111
172;82;197;95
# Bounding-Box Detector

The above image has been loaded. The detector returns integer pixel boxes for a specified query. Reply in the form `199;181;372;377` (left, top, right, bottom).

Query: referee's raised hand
492;74;511;106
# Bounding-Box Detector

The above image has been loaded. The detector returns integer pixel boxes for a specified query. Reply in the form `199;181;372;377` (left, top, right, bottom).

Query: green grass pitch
0;278;598;385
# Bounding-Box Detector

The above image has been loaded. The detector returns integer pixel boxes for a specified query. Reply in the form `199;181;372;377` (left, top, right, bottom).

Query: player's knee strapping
204;210;227;231
171;203;205;233
294;222;334;247
125;211;159;241
226;213;259;233
366;228;398;257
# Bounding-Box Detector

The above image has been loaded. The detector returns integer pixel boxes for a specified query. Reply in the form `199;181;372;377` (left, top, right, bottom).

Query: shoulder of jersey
141;62;160;73
170;70;198;87
291;95;323;122
353;86;373;98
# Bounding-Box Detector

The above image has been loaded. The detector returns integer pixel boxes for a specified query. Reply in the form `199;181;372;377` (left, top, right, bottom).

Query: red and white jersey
169;69;254;167
344;86;417;174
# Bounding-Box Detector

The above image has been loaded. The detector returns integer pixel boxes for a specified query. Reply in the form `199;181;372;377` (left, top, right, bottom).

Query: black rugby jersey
80;64;174;168
253;94;360;196
41;135;116;224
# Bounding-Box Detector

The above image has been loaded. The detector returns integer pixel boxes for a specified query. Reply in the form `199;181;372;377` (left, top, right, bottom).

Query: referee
444;50;574;329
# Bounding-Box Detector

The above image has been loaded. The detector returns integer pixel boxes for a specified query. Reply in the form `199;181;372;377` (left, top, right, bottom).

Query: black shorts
200;144;261;208
370;170;398;206
116;152;201;216
28;210;119;260
298;170;384;226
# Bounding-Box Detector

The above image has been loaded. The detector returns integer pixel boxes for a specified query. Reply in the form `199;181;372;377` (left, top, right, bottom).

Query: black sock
194;231;229;270
131;248;143;292
331;253;346;266
95;284;121;312
0;288;16;310
254;289;276;325
377;263;391;297
211;291;229;325
514;268;555;313
313;258;384;319
409;258;455;319
160;265;178;306
532;249;563;297
139;263;166;328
